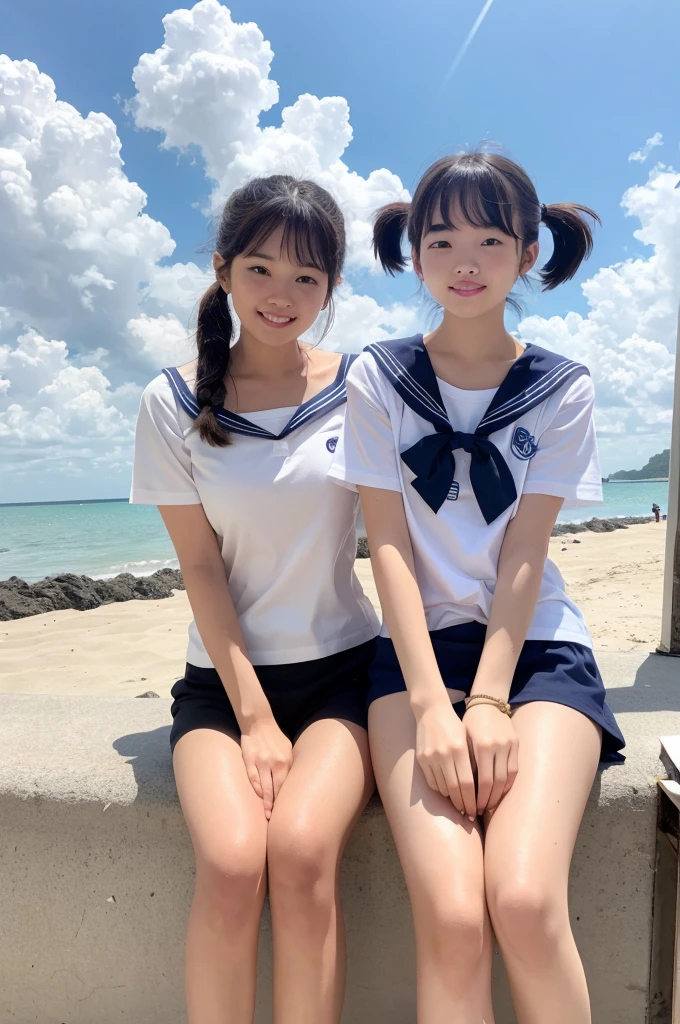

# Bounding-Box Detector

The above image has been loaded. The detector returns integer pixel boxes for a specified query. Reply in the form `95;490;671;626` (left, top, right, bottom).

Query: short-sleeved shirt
130;368;379;668
329;343;602;648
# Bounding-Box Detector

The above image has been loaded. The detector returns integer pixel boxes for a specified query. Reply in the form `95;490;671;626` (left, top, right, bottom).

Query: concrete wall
1;650;678;1024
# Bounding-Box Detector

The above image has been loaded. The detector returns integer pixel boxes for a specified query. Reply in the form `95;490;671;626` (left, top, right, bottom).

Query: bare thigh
268;716;374;862
368;692;485;912
484;701;601;901
173;728;268;877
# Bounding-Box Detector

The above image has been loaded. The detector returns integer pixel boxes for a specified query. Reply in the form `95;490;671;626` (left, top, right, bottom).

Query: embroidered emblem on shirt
447;482;460;501
326;436;339;453
511;426;538;461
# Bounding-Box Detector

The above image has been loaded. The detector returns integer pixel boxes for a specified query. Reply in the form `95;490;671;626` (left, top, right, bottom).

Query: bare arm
359;485;477;818
471;493;564;701
358;487;445;711
464;493;563;814
159;504;271;726
159;504;292;817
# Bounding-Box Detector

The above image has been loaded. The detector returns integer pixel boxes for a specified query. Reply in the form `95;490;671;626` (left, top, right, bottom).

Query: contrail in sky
442;0;497;86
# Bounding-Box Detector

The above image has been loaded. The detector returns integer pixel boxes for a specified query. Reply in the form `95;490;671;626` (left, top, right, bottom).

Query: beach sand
0;522;668;698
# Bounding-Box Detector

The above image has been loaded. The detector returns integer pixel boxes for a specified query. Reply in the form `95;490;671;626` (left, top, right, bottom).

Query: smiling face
415;203;539;320
215;223;331;348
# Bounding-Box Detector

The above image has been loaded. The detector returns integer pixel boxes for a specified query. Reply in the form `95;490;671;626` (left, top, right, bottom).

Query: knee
267;815;338;905
487;877;565;966
195;833;266;928
420;891;487;979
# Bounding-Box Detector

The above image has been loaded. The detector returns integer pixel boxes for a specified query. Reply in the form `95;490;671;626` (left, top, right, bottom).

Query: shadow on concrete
113;724;176;804
606;654;680;715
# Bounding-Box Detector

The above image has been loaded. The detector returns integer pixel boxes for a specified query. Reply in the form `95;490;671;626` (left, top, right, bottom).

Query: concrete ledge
1;651;678;1023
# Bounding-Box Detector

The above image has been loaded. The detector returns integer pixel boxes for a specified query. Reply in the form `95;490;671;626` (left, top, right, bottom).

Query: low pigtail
194;282;233;447
539;203;601;291
373;201;411;275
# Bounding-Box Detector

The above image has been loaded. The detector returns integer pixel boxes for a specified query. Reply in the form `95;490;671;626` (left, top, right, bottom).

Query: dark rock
356;536;370;559
136;691;160;698
551;515;651;537
0;568;185;622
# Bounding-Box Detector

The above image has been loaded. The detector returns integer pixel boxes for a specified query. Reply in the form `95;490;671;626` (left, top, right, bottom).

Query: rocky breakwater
551;514;653;536
0;568;185;621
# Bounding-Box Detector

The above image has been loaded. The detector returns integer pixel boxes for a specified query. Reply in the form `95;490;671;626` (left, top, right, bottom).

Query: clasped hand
240;716;294;819
415;700;518;818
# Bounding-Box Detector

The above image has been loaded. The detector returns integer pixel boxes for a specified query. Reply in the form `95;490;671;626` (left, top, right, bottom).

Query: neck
229;328;307;379
427;304;517;365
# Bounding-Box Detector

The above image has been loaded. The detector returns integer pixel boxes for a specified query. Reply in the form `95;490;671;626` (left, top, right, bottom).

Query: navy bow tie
400;429;518;524
366;335;589;524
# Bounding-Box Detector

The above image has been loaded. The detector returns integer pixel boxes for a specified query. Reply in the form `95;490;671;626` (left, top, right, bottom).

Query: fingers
453;750;478;820
246;763;263;800
486;753;507;814
432;764;451;800
503;741;520;798
420;760;440;795
474;749;495;816
259;766;274;820
440;761;465;816
272;758;292;803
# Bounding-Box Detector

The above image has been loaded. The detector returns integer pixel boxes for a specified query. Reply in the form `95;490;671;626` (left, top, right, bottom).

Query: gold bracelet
464;694;513;717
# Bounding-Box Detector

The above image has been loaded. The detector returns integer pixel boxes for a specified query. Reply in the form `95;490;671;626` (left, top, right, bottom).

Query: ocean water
0;480;671;584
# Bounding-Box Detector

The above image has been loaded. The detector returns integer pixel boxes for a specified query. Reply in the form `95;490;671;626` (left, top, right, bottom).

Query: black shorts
169;638;377;753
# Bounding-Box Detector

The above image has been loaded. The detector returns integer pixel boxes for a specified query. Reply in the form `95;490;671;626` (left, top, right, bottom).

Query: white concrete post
659;304;680;655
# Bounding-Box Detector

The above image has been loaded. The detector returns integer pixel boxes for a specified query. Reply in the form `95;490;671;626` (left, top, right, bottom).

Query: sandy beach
0;522;668;698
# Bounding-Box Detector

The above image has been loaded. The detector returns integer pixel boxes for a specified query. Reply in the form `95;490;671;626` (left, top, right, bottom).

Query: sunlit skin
210;223;341;411
361;200;599;1022
413;205;539;390
166;219;372;1024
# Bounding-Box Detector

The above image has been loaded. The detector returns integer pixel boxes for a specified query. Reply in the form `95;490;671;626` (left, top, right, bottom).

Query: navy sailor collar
366;334;589;523
163;352;356;441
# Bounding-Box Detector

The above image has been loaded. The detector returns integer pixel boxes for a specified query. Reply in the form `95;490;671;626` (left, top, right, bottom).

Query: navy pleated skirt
367;622;625;765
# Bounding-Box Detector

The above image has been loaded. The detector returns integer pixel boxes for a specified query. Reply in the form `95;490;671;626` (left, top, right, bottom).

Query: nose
455;263;479;276
264;292;294;309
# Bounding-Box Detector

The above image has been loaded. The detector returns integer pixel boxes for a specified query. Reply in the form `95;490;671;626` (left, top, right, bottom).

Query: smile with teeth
258;310;295;324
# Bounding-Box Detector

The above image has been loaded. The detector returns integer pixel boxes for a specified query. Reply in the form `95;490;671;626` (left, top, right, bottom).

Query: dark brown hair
195;175;346;446
373;152;599;304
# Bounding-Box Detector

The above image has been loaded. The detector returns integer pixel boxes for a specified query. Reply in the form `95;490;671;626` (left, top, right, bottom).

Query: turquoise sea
0;481;671;584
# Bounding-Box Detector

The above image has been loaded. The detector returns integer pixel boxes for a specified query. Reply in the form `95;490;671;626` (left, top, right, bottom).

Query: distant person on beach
652;502;661;522
330;151;625;1023
131;177;378;1024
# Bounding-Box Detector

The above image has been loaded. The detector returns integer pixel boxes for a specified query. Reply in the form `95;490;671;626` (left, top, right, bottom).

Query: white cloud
130;0;408;271
517;163;679;473
628;131;663;163
127;313;194;368
0;2;678;498
0;330;133;448
315;284;422;352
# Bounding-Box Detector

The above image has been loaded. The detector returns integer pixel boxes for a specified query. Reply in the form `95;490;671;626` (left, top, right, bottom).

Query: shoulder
346;348;388;394
138;370;184;428
524;344;594;410
524;342;589;375
556;370;595;406
141;370;174;405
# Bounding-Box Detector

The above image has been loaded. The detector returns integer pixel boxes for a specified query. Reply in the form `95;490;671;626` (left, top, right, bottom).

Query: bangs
418;160;522;241
237;201;339;275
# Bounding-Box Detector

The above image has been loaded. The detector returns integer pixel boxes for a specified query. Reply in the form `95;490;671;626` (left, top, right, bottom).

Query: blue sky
1;0;679;500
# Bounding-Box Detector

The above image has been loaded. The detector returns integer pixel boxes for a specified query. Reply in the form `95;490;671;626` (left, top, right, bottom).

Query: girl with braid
131;175;378;1024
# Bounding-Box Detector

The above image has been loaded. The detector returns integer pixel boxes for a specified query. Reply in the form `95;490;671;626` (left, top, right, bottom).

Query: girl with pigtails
131;175;379;1024
330;151;625;1023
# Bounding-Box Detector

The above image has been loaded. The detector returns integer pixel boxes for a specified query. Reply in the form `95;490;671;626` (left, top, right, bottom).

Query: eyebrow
425;222;456;234
245;251;321;270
